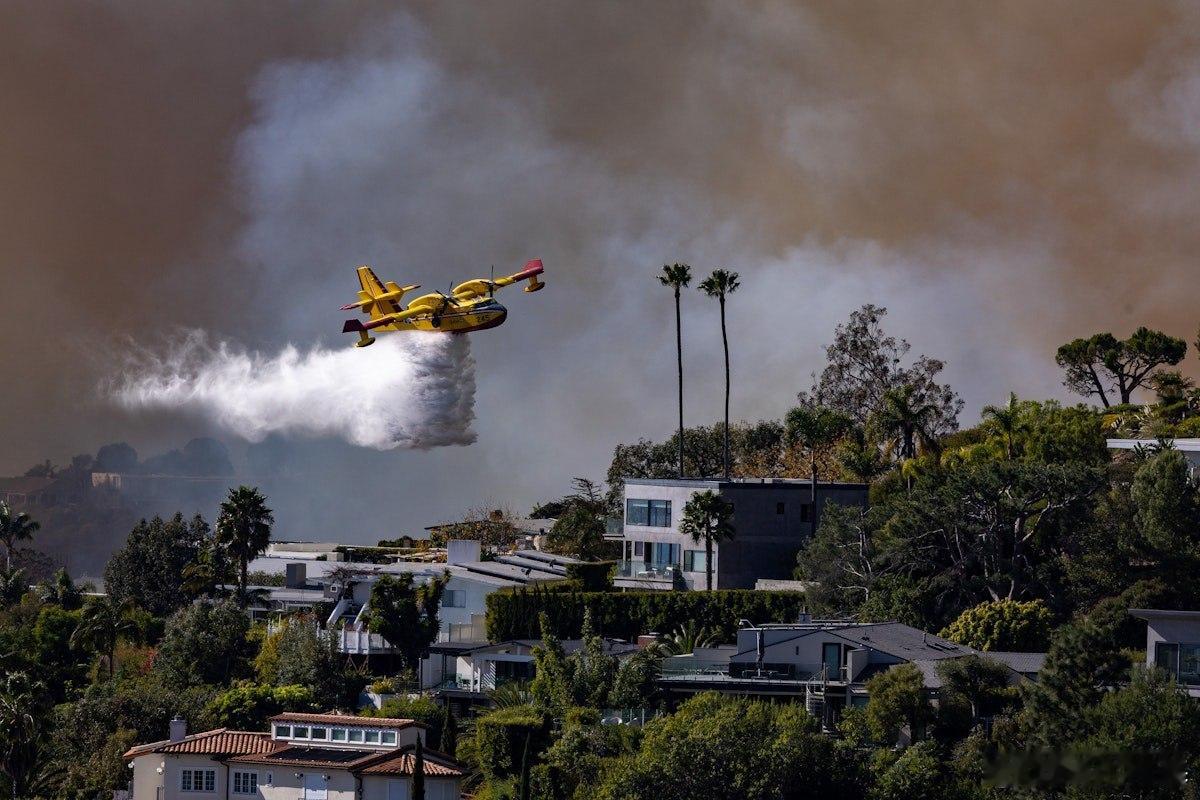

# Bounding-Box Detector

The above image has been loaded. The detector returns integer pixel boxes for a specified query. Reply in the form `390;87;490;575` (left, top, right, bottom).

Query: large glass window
626;499;671;527
292;726;309;739
330;728;347;742
442;590;465;608
310;727;327;740
1182;645;1200;684
365;730;380;744
651;542;680;565
348;729;364;742
273;725;291;738
683;550;707;573
381;731;397;745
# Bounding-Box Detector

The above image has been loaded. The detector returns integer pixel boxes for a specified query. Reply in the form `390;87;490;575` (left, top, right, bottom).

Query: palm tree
699;269;740;478
71;596;137;678
871;385;942;462
0;503;39;570
980;392;1021;459
836;428;889;484
658;263;693;478
0;568;26;608
215;486;274;605
650;620;721;656
678;490;735;591
784;404;853;530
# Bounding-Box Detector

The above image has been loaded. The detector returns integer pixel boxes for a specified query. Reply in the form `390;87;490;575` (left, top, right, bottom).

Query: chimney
169;717;187;743
447;539;481;566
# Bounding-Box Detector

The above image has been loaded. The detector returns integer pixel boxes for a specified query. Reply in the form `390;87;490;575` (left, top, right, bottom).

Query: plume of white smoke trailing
111;331;476;450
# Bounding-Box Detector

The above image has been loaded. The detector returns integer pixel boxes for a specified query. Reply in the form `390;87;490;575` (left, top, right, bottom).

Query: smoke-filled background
4;1;1200;550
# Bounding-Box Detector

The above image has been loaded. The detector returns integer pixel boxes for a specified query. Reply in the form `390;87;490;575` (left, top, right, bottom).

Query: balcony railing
615;560;678;581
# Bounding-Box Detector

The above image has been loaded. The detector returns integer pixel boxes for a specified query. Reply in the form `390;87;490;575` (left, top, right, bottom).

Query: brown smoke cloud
4;1;1200;547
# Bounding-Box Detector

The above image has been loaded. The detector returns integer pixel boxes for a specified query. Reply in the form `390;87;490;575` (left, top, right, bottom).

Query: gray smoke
112;330;475;450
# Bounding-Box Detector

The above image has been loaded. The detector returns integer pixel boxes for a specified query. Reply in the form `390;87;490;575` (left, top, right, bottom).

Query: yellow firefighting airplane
341;259;545;346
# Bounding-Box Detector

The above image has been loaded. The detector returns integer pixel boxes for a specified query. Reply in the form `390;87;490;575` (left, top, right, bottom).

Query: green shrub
939;598;1052;652
1174;416;1200;437
486;586;807;641
475;705;551;780
370;694;443;735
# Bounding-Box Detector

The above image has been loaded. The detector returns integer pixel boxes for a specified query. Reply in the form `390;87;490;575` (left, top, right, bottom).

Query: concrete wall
259;768;357;800
1143;616;1200;665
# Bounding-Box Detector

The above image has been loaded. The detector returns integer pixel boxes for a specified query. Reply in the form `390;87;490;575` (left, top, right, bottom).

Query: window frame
181;768;217;793
292;726;310;739
442;589;465;609
364;729;381;744
348;728;364;743
232;770;259;795
330;728;348;742
309;727;328;741
381;730;397;745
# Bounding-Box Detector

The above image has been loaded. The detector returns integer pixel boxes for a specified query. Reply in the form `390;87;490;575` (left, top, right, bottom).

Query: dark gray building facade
612;477;869;590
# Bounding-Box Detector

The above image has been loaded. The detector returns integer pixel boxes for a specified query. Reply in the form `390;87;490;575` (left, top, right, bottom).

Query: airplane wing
464;259;545;296
341;266;419;318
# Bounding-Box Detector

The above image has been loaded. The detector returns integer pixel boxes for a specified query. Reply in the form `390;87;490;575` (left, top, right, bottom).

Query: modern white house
1107;438;1200;472
1130;608;1200;696
610;478;869;590
243;540;582;656
422;637;641;703
124;713;461;800
659;619;1044;731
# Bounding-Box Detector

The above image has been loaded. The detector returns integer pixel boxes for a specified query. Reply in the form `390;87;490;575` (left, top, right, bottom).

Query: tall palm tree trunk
674;287;685;478
705;534;714;591
240;558;249;603
719;296;730;479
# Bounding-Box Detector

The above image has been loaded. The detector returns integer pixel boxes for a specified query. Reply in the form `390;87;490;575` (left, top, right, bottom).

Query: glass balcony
615;560;678;581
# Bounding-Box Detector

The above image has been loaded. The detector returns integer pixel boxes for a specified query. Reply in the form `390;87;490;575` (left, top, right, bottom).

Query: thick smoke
112;332;475;450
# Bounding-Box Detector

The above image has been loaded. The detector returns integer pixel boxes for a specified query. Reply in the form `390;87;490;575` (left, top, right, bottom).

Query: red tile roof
361;750;463;777
269;712;422;730
124;729;279;759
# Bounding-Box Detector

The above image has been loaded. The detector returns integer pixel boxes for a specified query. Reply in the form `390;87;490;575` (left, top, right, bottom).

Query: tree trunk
705;533;714;591
675;287;685;479
720;296;730;479
240;556;249;606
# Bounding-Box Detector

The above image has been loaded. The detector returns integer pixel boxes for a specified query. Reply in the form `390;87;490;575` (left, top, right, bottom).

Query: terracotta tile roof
270;712;422;730
360;749;463;777
124;729;278;759
229;746;391;769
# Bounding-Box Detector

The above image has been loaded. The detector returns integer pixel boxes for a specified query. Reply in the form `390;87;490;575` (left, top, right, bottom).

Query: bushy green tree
530;614;572;716
205;682;315;729
862;664;932;745
595;692;859;800
609;650;661;710
939;599;1052;652
0;670;50;800
272;619;351;709
871;741;978;800
105;513;206;616
153;600;252;687
570;610;616;709
0;502;39;571
1056;328;1187;406
366;571;448;673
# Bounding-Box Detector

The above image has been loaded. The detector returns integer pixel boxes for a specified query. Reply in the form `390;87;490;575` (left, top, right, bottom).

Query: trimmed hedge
475;705;551;780
485;585;808;641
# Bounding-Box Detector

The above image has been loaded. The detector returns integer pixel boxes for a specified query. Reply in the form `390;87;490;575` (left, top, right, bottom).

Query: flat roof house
612;478;868;590
125;713;461;800
1130;608;1200;697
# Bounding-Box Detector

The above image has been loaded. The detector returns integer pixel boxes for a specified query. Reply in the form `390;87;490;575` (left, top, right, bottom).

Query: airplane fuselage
379;298;508;334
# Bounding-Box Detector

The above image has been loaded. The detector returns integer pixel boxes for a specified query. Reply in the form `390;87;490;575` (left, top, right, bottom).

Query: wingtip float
340;259;545;347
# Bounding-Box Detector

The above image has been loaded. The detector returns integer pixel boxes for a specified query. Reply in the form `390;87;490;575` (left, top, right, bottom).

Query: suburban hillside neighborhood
7;303;1200;800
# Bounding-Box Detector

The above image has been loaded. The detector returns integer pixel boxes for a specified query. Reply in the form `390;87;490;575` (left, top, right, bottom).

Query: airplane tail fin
340;266;420;319
513;259;545;293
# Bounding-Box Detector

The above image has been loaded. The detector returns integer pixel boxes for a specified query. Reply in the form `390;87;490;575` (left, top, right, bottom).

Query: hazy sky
4;1;1200;542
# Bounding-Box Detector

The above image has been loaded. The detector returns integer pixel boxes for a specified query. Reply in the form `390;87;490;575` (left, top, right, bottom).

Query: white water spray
111;331;476;450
